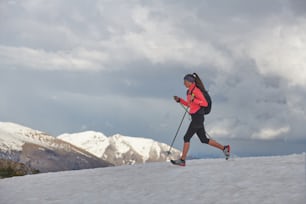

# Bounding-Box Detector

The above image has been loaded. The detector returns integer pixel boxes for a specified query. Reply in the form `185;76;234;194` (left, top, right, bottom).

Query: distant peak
0;122;43;134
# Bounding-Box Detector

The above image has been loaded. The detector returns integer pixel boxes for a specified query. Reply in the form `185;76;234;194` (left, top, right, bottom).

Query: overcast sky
1;0;305;157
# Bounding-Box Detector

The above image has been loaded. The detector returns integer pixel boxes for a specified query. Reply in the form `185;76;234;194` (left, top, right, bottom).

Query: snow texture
0;122;96;158
0;122;58;152
58;131;109;158
58;132;179;164
0;154;305;204
109;134;165;161
58;132;163;159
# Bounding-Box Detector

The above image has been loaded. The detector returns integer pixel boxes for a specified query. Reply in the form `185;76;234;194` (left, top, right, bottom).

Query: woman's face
184;80;193;88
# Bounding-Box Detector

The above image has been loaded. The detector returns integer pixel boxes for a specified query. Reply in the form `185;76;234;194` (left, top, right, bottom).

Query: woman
171;73;230;166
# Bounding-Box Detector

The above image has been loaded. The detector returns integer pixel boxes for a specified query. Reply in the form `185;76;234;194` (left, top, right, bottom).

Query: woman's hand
173;96;180;103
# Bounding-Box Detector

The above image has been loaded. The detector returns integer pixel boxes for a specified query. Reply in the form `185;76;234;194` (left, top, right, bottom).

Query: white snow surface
58;131;109;158
0;154;305;204
0;122;59;152
58;132;176;162
109;134;164;161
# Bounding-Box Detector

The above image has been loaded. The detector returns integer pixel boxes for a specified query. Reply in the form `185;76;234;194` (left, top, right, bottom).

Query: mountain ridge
0;122;112;173
0;122;181;173
58;131;181;165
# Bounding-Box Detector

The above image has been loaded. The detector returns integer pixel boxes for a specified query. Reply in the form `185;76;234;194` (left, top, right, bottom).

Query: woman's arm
179;98;188;107
192;88;208;107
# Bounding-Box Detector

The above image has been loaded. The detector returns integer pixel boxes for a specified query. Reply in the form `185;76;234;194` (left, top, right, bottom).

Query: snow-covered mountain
57;131;109;158
0;121;180;173
0;154;305;204
0;122;112;172
58;131;181;165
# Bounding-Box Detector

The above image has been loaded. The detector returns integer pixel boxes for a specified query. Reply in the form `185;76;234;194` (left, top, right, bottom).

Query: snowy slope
0;122;112;172
0;154;305;204
0;122;87;155
109;134;167;161
57;131;109;158
58;132;181;165
0;122;60;152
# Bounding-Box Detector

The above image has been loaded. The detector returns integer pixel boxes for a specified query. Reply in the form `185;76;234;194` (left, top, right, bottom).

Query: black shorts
183;113;210;144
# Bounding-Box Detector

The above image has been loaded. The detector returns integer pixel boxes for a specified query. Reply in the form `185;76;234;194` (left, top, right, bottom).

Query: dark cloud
286;0;306;17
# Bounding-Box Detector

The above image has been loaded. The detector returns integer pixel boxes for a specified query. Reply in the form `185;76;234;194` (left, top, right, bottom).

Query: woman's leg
181;142;190;160
178;114;203;161
197;127;224;150
208;139;224;150
208;138;230;160
181;119;198;160
196;120;230;159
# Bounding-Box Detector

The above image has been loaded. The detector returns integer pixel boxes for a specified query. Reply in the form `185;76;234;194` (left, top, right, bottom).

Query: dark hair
192;73;206;91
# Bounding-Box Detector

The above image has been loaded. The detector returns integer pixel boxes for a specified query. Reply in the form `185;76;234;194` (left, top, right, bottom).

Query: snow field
111;134;157;161
58;131;109;158
58;132;177;163
0;122;52;152
0;154;305;204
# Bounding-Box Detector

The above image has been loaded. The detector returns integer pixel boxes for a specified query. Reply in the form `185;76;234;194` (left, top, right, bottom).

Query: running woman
171;73;230;166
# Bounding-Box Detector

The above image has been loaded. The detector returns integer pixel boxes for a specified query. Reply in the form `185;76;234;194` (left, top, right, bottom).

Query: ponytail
192;73;206;91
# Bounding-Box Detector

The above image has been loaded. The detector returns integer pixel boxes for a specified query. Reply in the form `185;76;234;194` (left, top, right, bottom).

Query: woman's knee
200;137;210;144
184;135;192;143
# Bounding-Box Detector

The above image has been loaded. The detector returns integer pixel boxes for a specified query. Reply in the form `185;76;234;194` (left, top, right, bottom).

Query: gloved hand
173;96;180;103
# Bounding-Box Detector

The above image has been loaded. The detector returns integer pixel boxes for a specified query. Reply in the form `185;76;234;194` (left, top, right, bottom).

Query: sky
0;0;306;157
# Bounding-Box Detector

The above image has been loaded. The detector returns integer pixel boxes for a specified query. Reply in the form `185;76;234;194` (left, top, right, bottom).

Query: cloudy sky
1;0;305;157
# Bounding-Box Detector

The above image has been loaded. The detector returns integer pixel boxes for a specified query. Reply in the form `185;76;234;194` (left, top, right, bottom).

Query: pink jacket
179;84;208;114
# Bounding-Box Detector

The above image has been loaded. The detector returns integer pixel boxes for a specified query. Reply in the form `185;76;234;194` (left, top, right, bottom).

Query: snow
0;128;24;151
0;154;305;204
0;122;48;151
0;122;98;158
109;134;131;155
110;134;157;161
58;131;109;158
58;132;179;163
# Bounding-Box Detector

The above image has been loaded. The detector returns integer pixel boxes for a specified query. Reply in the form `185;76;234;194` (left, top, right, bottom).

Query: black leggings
183;113;210;144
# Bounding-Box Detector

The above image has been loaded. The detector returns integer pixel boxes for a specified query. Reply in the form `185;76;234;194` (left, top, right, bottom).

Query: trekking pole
167;104;189;155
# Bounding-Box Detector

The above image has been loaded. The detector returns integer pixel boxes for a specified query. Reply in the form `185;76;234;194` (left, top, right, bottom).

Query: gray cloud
1;0;305;157
286;0;306;16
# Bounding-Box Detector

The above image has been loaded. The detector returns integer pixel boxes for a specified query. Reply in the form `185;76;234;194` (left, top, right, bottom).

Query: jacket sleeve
192;88;208;107
179;98;188;107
